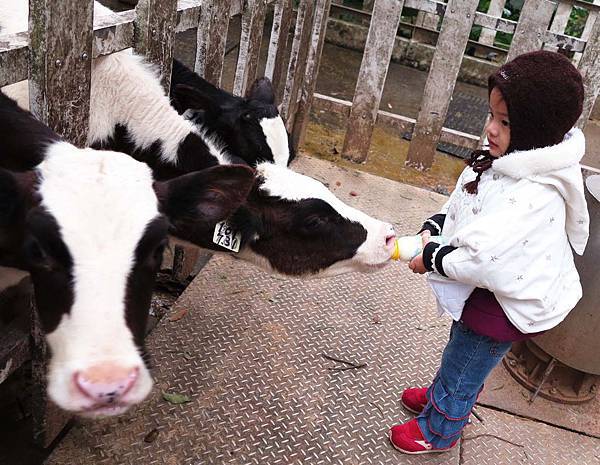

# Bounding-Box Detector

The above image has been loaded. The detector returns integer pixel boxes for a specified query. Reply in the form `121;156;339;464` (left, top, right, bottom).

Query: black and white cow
0;91;255;416
170;59;295;167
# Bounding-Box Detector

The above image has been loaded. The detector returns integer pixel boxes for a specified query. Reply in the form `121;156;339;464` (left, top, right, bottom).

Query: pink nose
75;365;139;404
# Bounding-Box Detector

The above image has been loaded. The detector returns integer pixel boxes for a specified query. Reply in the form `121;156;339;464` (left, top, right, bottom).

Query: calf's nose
75;365;139;404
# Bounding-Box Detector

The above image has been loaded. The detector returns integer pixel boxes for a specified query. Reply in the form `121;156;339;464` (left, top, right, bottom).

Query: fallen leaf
144;428;160;443
163;391;191;404
168;307;188;322
349;191;358;197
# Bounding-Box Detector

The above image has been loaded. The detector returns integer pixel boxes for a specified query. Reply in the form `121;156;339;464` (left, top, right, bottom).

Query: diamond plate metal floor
44;156;600;465
461;407;600;465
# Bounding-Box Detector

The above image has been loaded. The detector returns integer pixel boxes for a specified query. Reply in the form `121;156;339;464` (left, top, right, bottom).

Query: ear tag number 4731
213;221;241;253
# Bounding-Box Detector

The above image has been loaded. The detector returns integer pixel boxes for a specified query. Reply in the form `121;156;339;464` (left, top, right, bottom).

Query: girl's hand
408;253;427;274
408;231;431;274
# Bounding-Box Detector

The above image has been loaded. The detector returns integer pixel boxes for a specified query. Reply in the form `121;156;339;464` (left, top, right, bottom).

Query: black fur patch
22;208;74;334
125;216;169;352
0;92;61;171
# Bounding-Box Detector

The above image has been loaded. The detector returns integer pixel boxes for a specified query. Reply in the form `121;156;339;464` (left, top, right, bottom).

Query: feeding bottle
391;235;446;261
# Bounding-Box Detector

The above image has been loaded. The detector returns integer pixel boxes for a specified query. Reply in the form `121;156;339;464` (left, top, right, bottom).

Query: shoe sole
388;430;453;455
400;399;425;415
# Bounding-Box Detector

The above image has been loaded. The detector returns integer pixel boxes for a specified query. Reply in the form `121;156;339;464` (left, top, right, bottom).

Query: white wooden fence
320;0;600;169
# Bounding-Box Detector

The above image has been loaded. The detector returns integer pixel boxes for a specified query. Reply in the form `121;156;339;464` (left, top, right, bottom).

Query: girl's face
485;87;511;157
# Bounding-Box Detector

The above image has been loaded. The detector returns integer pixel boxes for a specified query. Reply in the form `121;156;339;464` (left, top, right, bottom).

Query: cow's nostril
75;365;139;404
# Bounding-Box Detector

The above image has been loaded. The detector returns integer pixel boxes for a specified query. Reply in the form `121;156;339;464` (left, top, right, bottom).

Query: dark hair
463;150;494;195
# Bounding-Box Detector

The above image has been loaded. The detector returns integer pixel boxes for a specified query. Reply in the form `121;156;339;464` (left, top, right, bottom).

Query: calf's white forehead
259;116;290;166
38;143;159;358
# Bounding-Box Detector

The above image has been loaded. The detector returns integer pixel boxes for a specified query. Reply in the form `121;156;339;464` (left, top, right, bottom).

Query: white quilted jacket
428;128;589;333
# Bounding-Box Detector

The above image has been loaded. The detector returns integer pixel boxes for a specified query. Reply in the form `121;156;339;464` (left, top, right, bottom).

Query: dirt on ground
302;111;465;195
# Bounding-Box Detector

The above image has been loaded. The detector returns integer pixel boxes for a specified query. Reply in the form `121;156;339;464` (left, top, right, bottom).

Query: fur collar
492;128;585;179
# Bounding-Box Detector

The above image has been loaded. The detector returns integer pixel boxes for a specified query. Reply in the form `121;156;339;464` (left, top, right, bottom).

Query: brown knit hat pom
488;51;584;153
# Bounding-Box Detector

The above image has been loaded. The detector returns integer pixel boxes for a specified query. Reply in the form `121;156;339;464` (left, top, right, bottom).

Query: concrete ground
44;154;600;465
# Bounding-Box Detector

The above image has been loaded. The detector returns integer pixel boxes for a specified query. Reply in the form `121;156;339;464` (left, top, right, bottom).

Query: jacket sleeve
437;183;566;296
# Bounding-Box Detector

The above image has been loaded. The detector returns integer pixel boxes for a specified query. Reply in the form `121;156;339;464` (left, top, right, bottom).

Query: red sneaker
389;418;456;455
400;387;428;414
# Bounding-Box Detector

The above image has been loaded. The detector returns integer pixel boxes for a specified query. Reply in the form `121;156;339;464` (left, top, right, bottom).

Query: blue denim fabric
417;321;511;448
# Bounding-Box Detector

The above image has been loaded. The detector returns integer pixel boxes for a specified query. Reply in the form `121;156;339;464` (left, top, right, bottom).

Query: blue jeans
417;321;511;448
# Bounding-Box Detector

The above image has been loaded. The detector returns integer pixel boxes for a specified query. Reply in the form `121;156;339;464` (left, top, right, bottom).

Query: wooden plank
479;0;506;45
577;13;600;128
92;9;135;58
29;0;94;147
543;30;586;53
405;0;479;170
506;0;555;61
265;0;294;104
233;0;268;97
340;0;403;163
313;93;480;149
0;267;31;385
291;0;332;150
195;0;230;86
0;11;134;88
415;10;439;30
176;0;202;32
363;0;376;11
280;0;316;129
134;0;178;91
547;0;573;52
0;32;29;87
30;301;70;448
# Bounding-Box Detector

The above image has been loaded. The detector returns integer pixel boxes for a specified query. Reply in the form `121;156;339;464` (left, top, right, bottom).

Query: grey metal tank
534;174;600;375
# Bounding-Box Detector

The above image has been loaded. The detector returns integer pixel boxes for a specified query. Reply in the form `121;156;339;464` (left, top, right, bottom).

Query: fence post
479;0;506;46
405;0;479;170
30;297;70;447
28;0;94;147
291;0;332;150
233;0;268;97
265;0;294;104
577;14;600;129
506;0;555;61
280;0;316;130
134;0;177;91
340;0;403;163
195;0;230;87
547;1;572;52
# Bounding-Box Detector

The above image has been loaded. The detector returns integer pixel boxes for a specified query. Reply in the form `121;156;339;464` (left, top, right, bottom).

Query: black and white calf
84;51;397;276
170;59;294;167
0;92;255;416
2;1;292;171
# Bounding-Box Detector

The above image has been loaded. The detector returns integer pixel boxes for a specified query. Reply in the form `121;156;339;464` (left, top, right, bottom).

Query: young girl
389;50;590;454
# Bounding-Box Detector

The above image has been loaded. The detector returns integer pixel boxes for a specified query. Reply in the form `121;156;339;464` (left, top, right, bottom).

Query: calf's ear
246;77;275;105
0;169;36;267
171;84;220;115
155;164;255;230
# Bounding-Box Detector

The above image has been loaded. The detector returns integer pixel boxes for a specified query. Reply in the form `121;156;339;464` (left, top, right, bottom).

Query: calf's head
1;145;253;416
170;59;294;167
171;163;397;277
